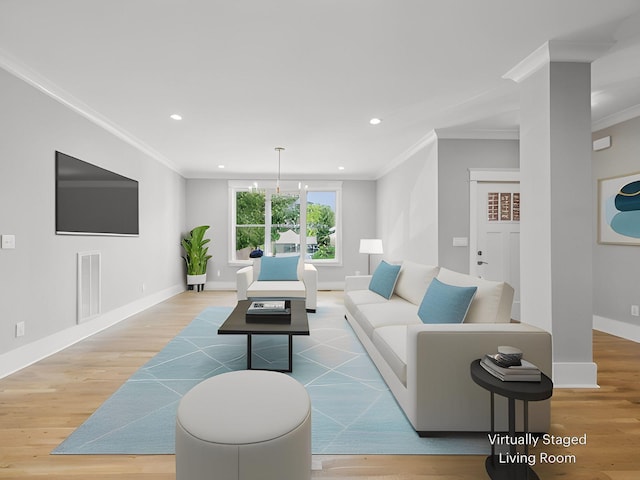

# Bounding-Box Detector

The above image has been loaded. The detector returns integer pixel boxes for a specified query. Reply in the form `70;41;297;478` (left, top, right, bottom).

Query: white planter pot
187;274;207;292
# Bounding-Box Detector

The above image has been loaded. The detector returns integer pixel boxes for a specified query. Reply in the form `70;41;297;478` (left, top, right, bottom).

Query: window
230;181;341;265
306;190;338;261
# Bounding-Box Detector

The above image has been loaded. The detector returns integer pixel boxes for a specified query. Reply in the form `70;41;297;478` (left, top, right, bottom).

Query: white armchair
237;260;318;312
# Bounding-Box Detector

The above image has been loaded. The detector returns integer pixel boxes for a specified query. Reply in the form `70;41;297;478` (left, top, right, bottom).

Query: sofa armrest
404;322;552;432
236;265;254;300
303;264;318;311
345;275;372;292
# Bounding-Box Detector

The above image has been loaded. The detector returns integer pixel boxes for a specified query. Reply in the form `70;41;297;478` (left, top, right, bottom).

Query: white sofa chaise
344;260;552;435
237;257;318;312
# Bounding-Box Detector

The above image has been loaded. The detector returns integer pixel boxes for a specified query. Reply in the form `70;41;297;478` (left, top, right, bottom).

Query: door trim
468;168;520;277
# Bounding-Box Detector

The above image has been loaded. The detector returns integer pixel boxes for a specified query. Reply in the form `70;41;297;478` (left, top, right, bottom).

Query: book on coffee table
246;300;291;323
247;301;289;314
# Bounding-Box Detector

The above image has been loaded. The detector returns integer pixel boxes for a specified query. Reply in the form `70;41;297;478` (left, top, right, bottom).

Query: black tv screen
55;151;139;236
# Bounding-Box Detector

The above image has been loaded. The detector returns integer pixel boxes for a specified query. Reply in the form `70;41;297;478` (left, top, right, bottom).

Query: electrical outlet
1;234;16;249
16;322;25;337
632;305;640;317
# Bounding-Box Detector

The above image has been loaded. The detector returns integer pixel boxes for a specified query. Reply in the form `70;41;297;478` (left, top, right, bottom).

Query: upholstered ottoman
175;370;311;480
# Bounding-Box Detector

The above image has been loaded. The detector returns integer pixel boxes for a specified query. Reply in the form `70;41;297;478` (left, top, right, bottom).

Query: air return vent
77;251;101;323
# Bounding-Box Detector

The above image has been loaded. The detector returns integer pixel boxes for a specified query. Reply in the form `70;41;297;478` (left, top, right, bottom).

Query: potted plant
181;225;212;291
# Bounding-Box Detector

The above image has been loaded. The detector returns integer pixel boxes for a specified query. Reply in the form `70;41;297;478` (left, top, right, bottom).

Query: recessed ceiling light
170;114;182;120
218;165;225;169
338;166;345;170
369;118;382;125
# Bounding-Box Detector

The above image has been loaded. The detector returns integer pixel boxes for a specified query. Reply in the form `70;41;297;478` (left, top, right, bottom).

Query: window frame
229;180;342;266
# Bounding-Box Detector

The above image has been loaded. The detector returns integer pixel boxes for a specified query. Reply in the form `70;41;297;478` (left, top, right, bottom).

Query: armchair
236;257;318;312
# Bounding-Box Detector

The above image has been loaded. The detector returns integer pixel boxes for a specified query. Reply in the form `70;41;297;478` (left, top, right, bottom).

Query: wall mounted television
55;151;139;236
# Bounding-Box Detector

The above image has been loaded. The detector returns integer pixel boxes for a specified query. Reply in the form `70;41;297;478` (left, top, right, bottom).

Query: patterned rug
52;304;488;455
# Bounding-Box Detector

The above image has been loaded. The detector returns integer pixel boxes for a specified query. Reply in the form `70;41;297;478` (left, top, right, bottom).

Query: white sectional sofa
344;260;552;435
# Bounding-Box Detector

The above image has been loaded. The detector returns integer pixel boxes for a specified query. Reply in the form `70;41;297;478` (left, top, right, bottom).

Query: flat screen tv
55;151;139;236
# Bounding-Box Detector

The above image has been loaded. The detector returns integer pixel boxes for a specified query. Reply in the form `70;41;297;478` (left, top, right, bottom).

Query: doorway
469;169;520;320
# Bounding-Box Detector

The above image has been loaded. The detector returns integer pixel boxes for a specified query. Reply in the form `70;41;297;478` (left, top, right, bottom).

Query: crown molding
0;49;182;176
375;130;438;179
503;40;615;84
592;103;640;132
435;128;519;140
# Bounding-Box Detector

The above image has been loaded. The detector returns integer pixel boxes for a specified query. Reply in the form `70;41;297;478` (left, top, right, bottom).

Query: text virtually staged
489;432;588;466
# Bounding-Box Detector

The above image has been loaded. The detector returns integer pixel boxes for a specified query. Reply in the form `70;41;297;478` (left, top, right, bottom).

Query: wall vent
77;251;101;323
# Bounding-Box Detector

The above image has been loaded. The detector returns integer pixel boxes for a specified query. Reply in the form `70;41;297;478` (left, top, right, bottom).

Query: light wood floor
1;291;639;479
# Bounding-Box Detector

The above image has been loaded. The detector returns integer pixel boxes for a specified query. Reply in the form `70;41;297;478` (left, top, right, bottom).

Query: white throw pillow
394;261;440;305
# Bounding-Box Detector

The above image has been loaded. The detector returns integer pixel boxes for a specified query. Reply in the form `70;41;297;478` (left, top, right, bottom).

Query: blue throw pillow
418;278;477;324
257;255;299;281
368;261;401;299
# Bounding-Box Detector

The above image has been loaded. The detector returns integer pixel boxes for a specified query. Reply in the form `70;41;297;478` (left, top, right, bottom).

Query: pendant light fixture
275;147;284;194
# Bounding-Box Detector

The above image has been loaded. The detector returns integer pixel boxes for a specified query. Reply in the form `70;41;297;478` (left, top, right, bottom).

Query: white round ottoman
176;370;311;480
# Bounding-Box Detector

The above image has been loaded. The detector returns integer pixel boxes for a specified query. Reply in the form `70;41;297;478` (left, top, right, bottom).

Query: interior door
470;181;521;320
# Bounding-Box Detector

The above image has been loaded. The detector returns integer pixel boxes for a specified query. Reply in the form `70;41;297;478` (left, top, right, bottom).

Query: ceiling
2;1;640;180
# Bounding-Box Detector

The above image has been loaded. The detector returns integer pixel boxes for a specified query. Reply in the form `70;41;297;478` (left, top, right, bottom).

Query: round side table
470;359;553;480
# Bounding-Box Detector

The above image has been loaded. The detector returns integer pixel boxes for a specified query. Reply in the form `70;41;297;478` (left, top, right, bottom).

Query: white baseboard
553;361;599;389
0;284;184;380
203;281;346;291
203;281;236;290
319;281;345;291
593;315;640;343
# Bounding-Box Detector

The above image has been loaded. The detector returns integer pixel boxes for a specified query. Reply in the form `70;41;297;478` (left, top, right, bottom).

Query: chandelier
275;147;284;194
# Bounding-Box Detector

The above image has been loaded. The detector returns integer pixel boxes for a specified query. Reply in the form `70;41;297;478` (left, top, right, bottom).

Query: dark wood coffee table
217;299;310;372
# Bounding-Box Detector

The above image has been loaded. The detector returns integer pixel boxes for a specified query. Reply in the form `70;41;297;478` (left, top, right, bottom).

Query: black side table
470;359;553;480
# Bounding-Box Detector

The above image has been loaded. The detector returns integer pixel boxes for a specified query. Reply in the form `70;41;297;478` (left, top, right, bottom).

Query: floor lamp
359;239;384;275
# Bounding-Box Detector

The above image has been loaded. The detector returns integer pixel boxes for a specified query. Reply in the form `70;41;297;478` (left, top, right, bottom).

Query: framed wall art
598;171;640;245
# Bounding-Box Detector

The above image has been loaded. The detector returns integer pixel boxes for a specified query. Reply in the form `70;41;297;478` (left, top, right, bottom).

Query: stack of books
246;300;291;323
481;353;541;382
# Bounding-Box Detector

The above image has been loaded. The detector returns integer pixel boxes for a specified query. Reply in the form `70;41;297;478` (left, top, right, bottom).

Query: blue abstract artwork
599;172;640;245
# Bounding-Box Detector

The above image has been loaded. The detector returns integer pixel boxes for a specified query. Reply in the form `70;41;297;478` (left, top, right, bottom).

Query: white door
469;174;520;320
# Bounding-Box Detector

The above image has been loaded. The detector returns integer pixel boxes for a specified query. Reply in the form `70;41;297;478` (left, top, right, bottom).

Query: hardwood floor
0;290;639;479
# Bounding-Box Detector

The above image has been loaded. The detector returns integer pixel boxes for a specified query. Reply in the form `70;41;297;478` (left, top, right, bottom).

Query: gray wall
593;115;640;326
185;179;376;289
376;136;519;272
0;67;186;357
438;138;519;273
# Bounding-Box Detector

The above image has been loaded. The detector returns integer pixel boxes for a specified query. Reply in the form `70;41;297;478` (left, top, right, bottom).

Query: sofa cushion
258;255;300;281
247;280;305;298
344;289;389;314
417;278;477;324
368;261;401;299
436;268;514;323
372;326;408;386
394;261;439;305
355;300;421;339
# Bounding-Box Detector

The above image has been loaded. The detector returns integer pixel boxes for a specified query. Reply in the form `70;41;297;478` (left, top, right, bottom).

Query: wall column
504;41;612;387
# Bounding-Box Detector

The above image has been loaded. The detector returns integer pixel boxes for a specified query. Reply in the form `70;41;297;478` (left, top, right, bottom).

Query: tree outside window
307;191;336;260
231;182;341;264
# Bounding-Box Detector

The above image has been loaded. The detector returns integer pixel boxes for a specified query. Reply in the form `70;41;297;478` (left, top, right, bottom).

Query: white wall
593;115;640;341
185;179;376;289
0;67;186;373
376;138;439;265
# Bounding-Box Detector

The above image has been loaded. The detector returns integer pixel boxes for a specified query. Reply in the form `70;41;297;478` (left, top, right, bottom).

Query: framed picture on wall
598;171;640;245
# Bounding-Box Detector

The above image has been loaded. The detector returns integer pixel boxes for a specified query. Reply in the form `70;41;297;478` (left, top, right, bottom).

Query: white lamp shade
359;239;384;255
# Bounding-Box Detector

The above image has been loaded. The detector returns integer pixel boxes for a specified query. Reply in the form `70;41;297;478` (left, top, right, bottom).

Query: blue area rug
52;304;488;455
